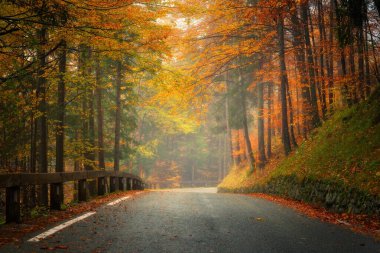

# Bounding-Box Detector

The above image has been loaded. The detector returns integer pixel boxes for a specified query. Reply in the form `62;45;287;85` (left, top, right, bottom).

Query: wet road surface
2;188;379;253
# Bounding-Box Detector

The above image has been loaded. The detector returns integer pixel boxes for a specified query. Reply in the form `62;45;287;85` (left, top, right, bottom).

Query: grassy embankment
219;88;380;214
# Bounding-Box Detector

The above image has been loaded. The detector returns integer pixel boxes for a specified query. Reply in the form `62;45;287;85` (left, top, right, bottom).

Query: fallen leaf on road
55;245;69;249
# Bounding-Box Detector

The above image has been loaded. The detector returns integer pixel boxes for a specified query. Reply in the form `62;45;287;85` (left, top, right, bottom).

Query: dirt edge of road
244;193;380;240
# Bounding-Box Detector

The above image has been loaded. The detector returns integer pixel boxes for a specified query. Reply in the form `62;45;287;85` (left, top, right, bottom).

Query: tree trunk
286;81;298;148
290;9;311;139
56;40;66;173
257;82;266;167
37;26;48;206
266;83;272;159
301;1;321;128
308;7;325;119
238;66;255;173
277;15;292;156
317;0;328;117
349;44;358;103
114;60;122;171
327;0;335;111
95;55;105;170
235;130;241;166
225;86;234;167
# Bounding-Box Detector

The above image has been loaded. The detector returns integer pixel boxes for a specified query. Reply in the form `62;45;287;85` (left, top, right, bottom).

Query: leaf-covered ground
246;193;380;240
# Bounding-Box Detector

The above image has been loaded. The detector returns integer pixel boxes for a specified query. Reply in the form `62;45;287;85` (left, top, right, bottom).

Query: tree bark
290;9;311;139
95;56;105;170
37;26;48;206
327;0;335;111
301;1;321;128
56;40;66;173
317;0;328;117
277;14;292;156
114;60;122;172
266;83;272;159
238;65;255;173
257;81;266;167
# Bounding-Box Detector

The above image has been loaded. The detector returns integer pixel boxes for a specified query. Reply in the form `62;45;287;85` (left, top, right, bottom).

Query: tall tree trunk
317;0;328;117
327;0;335;111
290;9;311;139
277;14;292;156
301;1;321;128
266;83;272;159
364;20;371;96
37;26;48;206
238;66;255;173
218;135;222;181
367;19;380;82
357;30;365;100
56;40;66;173
340;49;351;106
257;82;266;167
308;7;324;119
235;130;241;166
225;86;234;167
286;81;298;148
114;60;122;171
95;56;105;170
349;44;358;103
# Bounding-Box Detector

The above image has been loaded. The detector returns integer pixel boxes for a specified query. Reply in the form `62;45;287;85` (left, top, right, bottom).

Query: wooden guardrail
0;171;144;223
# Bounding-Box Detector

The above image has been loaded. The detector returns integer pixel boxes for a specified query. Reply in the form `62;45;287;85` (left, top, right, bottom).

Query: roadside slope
219;88;380;215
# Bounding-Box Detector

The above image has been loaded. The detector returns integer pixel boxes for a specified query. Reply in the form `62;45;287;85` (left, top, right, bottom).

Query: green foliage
30;206;50;219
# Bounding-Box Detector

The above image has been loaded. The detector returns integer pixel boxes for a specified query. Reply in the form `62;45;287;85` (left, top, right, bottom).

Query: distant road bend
3;188;380;253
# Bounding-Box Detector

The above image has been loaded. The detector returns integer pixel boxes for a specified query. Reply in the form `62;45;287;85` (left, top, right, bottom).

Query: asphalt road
2;188;379;253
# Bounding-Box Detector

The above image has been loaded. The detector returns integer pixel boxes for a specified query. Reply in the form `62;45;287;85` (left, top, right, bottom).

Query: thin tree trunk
235;130;241;166
286;81;298;148
95;56;105;170
257;82;266;167
301;1;321;128
266;82;272;159
308;7;325;119
114;60;122;171
277;14;292;156
349;44;358;103
225;86;234;167
327;0;335;111
238;65;255;173
37;26;48;206
290;9;311;139
56;40;66;173
317;0;328;117
364;19;371;96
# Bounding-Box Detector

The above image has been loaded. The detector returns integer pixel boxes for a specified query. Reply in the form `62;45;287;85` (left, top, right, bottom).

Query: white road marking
28;212;96;242
106;196;130;206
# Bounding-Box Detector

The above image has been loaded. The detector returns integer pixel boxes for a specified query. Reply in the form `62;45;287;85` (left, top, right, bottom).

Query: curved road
2;188;379;253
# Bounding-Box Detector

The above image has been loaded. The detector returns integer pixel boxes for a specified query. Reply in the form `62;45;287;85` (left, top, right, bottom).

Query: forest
0;0;379;219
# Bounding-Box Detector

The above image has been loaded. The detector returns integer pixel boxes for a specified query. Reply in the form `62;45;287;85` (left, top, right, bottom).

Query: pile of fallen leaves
0;190;144;247
247;193;380;240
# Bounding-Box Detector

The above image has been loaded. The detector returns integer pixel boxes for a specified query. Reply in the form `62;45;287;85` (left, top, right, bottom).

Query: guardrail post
6;186;20;223
119;177;126;191
126;178;131;190
50;183;63;210
110;177;118;192
78;179;87;202
98;177;106;195
131;179;135;190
